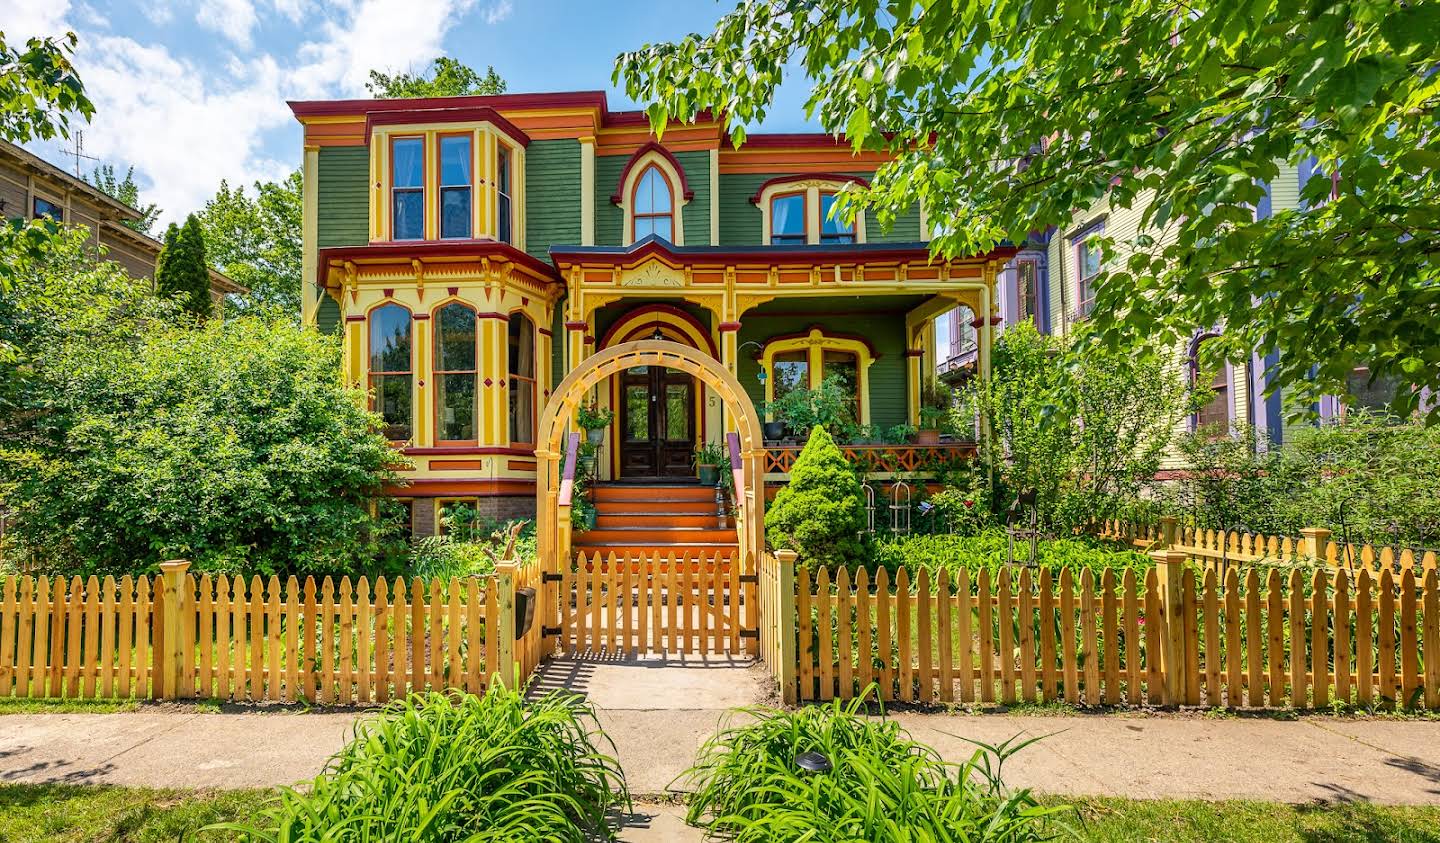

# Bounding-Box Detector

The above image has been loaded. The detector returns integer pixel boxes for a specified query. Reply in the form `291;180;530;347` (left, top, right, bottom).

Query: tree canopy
86;163;161;233
616;0;1440;423
155;214;212;319
367;57;506;98
198;172;302;314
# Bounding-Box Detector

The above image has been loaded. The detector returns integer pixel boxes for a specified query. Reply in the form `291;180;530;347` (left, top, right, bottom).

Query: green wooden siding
594;154;626;246
551;297;567;386
675;150;711;245
524;139;581;260
717;173;771;246
317;147;369;248
316;295;341;336
736;310;908;430
864;204;922;242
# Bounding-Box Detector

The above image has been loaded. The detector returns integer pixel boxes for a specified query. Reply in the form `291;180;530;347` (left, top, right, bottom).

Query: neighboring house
0;139;243;303
938;158;1399;463
289;91;1015;544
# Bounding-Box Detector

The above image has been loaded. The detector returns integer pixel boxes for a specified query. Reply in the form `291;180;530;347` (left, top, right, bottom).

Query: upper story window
368;303;413;441
632;165;674;242
1017;259;1039;325
391;137;425;241
497;145;513;244
1073;223;1104;317
434;302;477;442
438;135;472;240
819;193;855;244
770;193;807;245
508;313;536;446
33;196;63;222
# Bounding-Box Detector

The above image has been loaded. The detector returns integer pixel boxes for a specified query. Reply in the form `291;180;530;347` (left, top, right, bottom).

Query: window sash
770;193;807;245
819;193;854;244
497;147;512;244
369;373;413;441
440;185;472;240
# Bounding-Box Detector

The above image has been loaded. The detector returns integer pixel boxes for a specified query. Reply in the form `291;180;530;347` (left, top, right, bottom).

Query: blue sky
1;0;820;228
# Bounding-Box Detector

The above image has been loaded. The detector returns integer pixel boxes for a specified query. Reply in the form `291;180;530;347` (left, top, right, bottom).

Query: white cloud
0;0;494;226
196;0;259;48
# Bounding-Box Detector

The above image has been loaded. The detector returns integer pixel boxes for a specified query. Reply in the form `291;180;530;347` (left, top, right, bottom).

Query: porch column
413;312;433;447
479;312;508;447
905;345;924;426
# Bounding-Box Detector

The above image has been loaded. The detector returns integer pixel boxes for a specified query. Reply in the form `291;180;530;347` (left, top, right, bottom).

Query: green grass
0;697;141;715
0;783;259;843
1060;796;1440;842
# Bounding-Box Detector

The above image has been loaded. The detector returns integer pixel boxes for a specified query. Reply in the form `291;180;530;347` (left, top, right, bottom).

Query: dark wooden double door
619;365;695;479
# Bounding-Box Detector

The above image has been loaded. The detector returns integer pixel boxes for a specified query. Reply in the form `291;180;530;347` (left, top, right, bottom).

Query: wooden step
574;527;737;545
596;513;724;528
594;499;718;515
592;484;717;503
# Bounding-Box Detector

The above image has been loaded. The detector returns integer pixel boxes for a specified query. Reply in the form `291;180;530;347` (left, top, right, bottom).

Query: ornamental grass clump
681;693;1067;842
214;687;628;841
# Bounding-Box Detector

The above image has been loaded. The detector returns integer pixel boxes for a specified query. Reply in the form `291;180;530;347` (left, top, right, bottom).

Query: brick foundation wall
406;495;535;537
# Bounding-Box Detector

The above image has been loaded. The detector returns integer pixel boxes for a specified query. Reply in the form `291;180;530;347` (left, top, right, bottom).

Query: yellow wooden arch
761;327;875;425
536;340;766;575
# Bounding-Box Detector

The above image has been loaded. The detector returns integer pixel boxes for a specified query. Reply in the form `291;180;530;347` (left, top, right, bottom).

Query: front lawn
0;783;256;843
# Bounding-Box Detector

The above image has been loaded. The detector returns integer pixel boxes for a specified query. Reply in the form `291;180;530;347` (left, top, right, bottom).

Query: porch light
794;751;832;774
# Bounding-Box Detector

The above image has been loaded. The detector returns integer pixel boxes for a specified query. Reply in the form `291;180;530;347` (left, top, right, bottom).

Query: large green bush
682;695;1064;842
765;425;867;566
0;235;402;577
216;688;627;842
1175;414;1440;547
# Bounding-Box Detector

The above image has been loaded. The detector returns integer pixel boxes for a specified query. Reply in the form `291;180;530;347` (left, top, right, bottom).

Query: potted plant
759;399;788;441
576;402;614;446
916;380;952;445
693;441;728;486
887;422;918;444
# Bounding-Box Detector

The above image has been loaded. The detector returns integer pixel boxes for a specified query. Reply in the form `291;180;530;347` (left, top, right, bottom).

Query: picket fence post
1157;516;1178;550
495;559;518;689
156;560;190;701
774;550;799;705
1300;526;1332;561
1151;548;1186;705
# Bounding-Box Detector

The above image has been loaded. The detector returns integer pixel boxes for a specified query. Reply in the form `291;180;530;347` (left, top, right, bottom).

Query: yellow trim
580;137;596;246
617;152;688;246
756;178;867;245
708;147;720;246
300;146;319;325
760;328;873;425
598;312;711;481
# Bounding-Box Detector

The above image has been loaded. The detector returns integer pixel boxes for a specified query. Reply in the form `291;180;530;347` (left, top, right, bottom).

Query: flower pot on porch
697;464;719;486
763;421;785;441
585;427;606;446
915;428;941;446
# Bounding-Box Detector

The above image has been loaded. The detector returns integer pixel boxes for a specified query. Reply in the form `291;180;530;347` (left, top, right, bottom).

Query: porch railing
762;441;977;477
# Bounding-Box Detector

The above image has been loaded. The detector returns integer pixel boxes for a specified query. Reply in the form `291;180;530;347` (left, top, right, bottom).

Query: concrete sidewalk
3;656;1440;839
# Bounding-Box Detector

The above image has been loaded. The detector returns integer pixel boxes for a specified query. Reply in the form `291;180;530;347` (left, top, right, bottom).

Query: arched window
762;328;875;425
508;313;536;446
632;165;673;242
434;303;477;442
1191;335;1230;432
368;303;413;440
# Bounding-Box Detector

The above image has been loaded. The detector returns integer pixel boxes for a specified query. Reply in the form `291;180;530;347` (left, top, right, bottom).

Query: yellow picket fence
781;552;1440;710
557;553;757;657
0;558;544;703
1098;518;1440;577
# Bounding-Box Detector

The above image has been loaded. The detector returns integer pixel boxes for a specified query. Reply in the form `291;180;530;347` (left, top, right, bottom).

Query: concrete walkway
3;655;1440;840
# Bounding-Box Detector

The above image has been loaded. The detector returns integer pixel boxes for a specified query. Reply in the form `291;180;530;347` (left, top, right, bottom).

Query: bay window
368;303;413;440
508;313;536;446
438;134;472;239
434;303;477;442
497;145;513;244
391;137;425;240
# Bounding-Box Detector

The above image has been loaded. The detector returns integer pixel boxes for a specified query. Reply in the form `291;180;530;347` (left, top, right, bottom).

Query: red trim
718;321;742;332
476;312;511;321
551;239;1019;269
599;303;719;357
747;173;870;204
386;478;537;495
610;141;695;204
345;315;365;322
292;91;610;118
735;133;855;149
538;328;553;337
412;313;431;320
904;349;925;358
563;321;588;330
366;107;529;147
316;239;561;287
402;446;535;456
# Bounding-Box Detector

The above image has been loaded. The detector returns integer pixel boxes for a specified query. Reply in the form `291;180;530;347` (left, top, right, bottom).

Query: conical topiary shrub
765;424;867;567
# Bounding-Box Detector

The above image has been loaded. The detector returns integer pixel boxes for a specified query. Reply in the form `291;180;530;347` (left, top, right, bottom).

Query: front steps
574;483;737;560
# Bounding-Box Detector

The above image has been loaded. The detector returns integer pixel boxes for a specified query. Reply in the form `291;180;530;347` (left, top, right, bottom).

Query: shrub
214;688;628;842
682;694;1066;842
765;425;867;566
870;530;1150;580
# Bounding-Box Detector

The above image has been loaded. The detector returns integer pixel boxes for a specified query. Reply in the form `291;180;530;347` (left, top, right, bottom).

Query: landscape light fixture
794;751;833;774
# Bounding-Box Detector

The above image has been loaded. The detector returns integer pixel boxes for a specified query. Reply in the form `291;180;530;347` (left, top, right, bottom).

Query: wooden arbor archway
535;339;767;571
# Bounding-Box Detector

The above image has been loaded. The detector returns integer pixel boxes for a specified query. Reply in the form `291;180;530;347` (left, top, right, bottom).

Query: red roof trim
317;239;561;286
733;133;851;149
365;107;530;147
610;141;695;204
290;90;610;118
747;173;871;205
